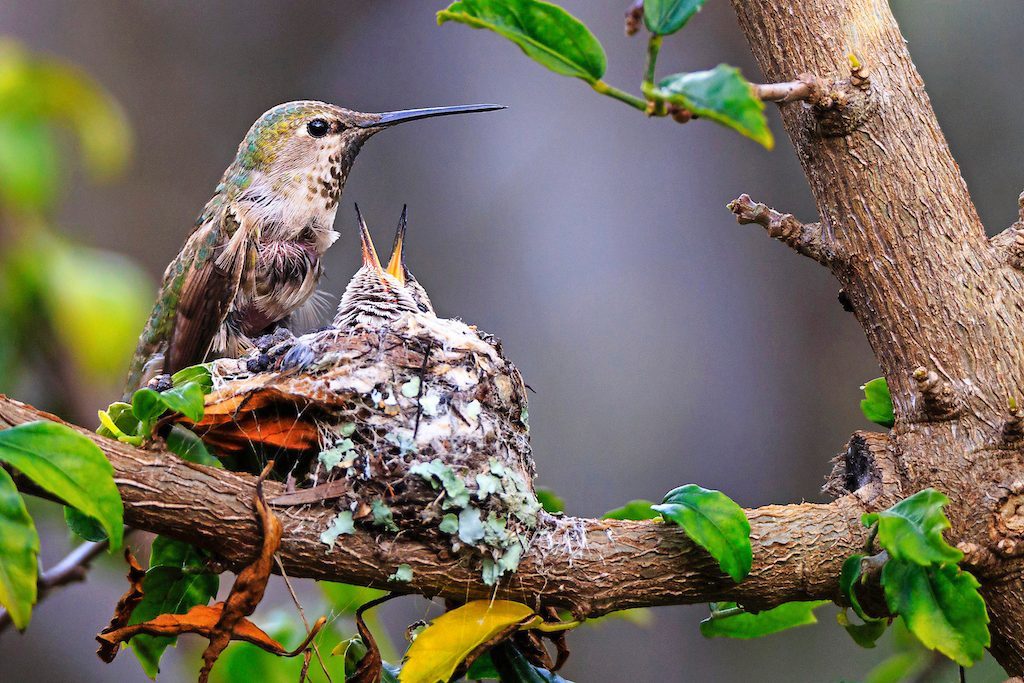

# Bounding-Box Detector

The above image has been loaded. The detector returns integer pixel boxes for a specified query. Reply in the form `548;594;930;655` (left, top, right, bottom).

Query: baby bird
333;205;422;330
385;205;435;316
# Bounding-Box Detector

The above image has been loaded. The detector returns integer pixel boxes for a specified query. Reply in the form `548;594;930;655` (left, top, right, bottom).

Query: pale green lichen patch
388;563;413;583
464;399;482;419
371;499;399;531
475;472;501;500
318;438;355;470
439;513;459;534
320;511;355;549
419;393;441;416
400;376;421;398
458;507;485;544
384;430;416;456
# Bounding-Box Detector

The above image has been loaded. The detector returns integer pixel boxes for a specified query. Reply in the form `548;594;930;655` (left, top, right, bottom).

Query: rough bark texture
2;0;1022;675
731;0;1024;672
0;394;872;617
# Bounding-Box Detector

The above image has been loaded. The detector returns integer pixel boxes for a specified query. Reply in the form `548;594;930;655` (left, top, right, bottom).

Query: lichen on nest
187;312;539;585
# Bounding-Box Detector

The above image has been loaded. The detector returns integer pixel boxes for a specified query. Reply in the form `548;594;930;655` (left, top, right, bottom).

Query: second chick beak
385;205;408;286
355;204;383;274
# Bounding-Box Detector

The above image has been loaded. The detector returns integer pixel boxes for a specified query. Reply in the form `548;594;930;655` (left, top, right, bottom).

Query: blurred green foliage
0;37;149;409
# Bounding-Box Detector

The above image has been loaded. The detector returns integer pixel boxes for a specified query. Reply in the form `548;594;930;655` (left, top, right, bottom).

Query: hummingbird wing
165;204;255;375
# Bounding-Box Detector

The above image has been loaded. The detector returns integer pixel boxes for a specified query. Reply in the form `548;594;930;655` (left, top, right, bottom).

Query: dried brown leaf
198;461;283;682
349;594;396;683
95;549;147;662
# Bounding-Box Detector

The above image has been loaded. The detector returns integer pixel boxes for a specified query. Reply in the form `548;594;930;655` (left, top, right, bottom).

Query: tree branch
727;194;832;264
0;394;870;618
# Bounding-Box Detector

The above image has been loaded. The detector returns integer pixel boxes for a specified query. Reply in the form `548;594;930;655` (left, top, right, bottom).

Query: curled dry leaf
198;462;284;682
96;603;324;658
348;593;397;683
95;549;146;662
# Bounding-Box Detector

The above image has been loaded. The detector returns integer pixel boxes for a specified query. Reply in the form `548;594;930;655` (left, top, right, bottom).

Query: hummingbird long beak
360;103;505;128
354;204;383;273
385;205;408;286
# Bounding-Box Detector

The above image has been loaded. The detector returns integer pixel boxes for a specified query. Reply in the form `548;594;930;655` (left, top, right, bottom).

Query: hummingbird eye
307;118;330;138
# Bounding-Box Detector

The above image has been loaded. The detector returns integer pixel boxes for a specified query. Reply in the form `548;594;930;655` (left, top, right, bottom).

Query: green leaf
171;364;213;394
535;486;564;514
837;608;887;648
882;559;989;666
654;65;773;148
64;505;107;542
96;402;142;441
863;489;963;566
438;0;606;84
0;467;39;630
644;0;706;35
465;651;501;680
602;499;659;520
653;484;752;582
0;421;123;549
131;381;206;424
861;377;895;428
130;536;219;677
863;652;929;683
840;554;877;622
165;425;221;467
699;601;827;639
156;382;206;422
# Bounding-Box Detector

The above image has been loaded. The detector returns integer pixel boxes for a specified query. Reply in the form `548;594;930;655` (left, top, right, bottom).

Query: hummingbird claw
147;374;173;393
280;342;315;371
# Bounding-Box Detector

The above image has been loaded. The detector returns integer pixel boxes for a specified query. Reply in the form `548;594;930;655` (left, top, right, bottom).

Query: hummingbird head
231;100;504;217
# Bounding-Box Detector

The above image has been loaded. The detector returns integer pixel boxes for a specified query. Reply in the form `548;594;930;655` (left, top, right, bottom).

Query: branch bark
0;394;870;618
730;0;1024;672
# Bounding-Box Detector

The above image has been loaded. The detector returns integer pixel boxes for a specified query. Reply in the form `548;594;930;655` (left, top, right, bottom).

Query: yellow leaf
400;600;535;683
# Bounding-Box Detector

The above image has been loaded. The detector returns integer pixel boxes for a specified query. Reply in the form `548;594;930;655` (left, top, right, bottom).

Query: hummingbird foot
146;374;173;393
280;341;316;371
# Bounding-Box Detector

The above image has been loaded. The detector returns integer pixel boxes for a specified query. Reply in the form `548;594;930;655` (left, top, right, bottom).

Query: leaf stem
709;605;746;620
644;35;662;85
591;80;647;111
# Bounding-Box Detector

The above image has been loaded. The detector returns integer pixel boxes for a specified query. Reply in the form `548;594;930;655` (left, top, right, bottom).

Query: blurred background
0;1;1018;681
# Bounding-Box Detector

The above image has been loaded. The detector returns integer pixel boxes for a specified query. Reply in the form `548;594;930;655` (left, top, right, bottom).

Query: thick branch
0;395;868;618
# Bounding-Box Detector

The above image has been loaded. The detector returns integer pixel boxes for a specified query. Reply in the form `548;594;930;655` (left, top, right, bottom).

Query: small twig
413;340;433;440
727;193;831;264
275;554;333;683
0;537;113;633
754;77;822;103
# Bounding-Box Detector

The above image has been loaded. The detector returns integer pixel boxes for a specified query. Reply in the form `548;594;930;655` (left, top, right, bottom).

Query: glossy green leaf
64;505;108;542
0;421;123;549
465;651;501;679
840;554;877;622
438;0;606;83
171;364;213;394
699;601;827;639
130;536;219;677
837;609;887;648
654;65;773;148
131;381;206;424
653;484;752;582
644;0;706;35
535;486;564;514
882;559;989;666
861;377;895;428
96;402;142;441
165;425;221;467
863;489;963;566
0;467;38;630
602;499;659;520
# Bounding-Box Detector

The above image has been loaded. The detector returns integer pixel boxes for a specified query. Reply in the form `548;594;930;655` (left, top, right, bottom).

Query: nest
182;313;539;585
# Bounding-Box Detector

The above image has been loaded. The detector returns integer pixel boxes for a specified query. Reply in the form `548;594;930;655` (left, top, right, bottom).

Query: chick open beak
354;204;383;273
385;205;408;286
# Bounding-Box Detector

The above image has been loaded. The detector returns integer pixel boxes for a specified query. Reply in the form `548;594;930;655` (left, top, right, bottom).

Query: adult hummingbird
124;99;501;397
